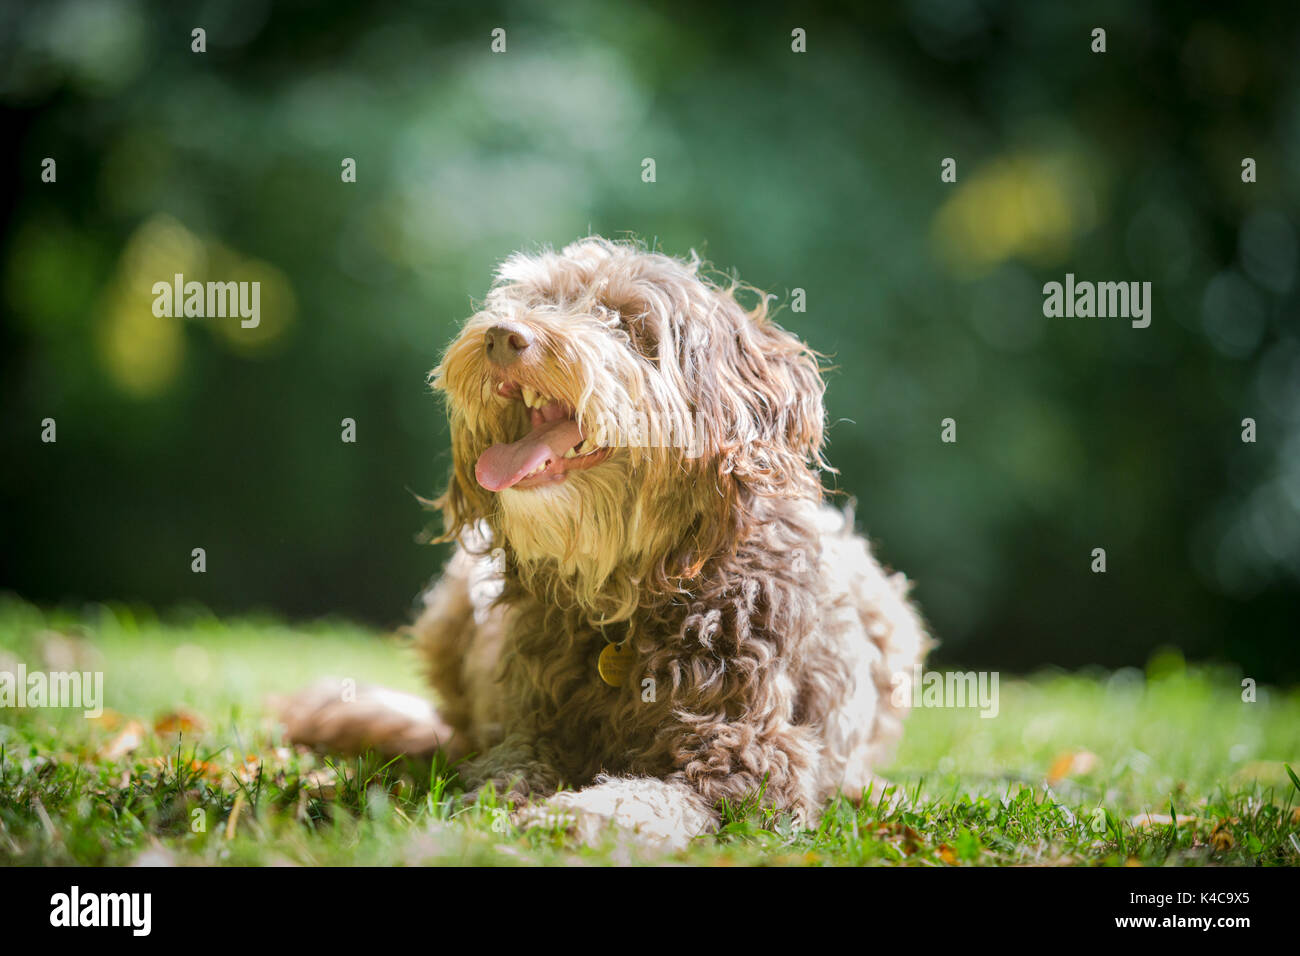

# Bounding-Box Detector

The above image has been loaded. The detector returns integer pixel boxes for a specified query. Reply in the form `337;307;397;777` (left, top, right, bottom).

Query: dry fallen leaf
153;709;206;736
1047;750;1099;785
300;767;338;799
146;754;222;781
1209;822;1236;850
191;759;223;781
1130;812;1196;828
938;844;958;865
99;720;146;761
86;708;125;730
234;754;265;784
900;825;921;855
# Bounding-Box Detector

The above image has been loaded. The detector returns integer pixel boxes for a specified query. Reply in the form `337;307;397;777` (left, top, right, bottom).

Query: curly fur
280;237;931;851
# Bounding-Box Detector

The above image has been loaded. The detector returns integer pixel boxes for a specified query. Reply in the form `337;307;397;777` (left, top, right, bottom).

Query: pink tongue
475;419;584;491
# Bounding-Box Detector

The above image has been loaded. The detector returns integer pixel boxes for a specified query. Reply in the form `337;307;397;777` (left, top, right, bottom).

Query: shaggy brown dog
280;237;930;850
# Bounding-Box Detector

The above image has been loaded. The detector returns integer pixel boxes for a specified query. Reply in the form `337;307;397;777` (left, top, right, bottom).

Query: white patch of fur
515;776;714;852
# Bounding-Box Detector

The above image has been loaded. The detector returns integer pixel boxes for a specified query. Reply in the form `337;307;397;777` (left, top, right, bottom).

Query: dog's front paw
462;778;534;809
460;764;558;808
515;777;713;853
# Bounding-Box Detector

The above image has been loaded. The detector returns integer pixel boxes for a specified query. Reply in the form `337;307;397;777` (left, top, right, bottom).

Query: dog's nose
484;323;533;367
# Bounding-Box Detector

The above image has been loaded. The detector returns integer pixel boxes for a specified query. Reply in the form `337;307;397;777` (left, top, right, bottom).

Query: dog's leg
516;775;717;852
274;678;466;760
457;733;564;804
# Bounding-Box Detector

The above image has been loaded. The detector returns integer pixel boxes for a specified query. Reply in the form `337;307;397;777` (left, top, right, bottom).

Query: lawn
1;595;1296;866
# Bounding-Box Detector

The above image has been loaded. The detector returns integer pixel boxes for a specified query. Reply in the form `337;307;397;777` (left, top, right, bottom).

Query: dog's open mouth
474;382;611;491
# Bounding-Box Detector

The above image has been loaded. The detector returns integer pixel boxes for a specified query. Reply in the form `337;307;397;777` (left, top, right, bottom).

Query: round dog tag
597;641;634;687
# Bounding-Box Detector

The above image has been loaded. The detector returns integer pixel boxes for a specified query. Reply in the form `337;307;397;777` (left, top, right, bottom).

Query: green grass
1;595;1297;866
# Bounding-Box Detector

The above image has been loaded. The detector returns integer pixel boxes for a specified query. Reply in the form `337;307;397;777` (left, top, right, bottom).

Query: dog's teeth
563;447;578;459
576;438;598;456
522;387;538;408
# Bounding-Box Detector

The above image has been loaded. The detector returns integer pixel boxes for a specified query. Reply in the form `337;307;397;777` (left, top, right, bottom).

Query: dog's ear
685;287;829;500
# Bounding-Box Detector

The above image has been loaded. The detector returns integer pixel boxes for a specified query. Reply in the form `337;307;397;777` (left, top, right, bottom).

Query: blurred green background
1;0;1297;680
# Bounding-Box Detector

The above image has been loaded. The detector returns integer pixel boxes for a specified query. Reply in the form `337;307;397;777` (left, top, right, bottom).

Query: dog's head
431;237;827;617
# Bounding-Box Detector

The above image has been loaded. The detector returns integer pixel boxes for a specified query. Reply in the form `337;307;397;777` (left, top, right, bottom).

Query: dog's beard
498;453;636;596
494;447;705;622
